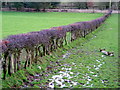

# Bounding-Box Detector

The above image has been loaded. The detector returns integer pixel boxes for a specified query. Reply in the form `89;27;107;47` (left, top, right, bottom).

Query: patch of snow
69;72;73;74
88;78;92;81
94;65;96;68
61;67;72;71
61;67;65;70
101;55;105;57
60;84;66;88
38;66;41;70
90;71;94;74
86;81;90;84
102;62;105;64
72;81;78;85
23;85;28;88
48;67;78;88
59;71;65;74
93;74;98;77
96;59;100;63
101;80;104;83
95;67;99;70
55;79;63;85
62;53;71;58
90;84;93;87
98;64;102;67
34;74;40;77
52;75;63;80
49;82;54;88
72;62;76;65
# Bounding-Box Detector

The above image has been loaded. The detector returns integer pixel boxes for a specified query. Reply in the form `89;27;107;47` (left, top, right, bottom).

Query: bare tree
87;1;94;13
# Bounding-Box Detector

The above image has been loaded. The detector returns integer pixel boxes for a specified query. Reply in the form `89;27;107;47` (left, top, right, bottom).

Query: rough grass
60;14;118;88
42;14;118;88
2;13;118;88
2;11;104;38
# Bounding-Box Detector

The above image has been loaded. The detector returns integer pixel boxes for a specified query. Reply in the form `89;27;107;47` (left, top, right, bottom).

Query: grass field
2;12;118;88
2;11;104;38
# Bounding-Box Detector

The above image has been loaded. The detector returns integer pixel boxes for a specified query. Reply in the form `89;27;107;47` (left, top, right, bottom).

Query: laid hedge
0;10;112;80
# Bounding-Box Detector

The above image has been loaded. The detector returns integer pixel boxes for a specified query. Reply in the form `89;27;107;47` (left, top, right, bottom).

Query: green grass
46;14;118;88
1;12;118;88
2;11;103;38
51;14;118;88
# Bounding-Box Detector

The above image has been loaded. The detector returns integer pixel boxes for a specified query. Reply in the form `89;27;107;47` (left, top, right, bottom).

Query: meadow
1;11;118;88
2;11;103;38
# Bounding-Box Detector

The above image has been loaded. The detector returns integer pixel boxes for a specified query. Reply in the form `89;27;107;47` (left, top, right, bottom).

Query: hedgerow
0;10;112;80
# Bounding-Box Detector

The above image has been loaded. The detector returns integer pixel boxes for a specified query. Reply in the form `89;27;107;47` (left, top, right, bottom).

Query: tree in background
2;2;54;12
12;2;24;11
74;2;88;9
87;1;94;9
30;2;42;11
40;2;51;12
2;2;119;11
87;0;94;13
2;2;13;10
50;2;60;9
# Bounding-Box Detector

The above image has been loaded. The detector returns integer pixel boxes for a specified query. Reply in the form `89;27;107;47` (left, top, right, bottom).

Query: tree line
2;2;60;11
2;2;118;12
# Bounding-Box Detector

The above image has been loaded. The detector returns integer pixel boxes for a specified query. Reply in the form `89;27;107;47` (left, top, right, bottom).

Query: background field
2;11;104;38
